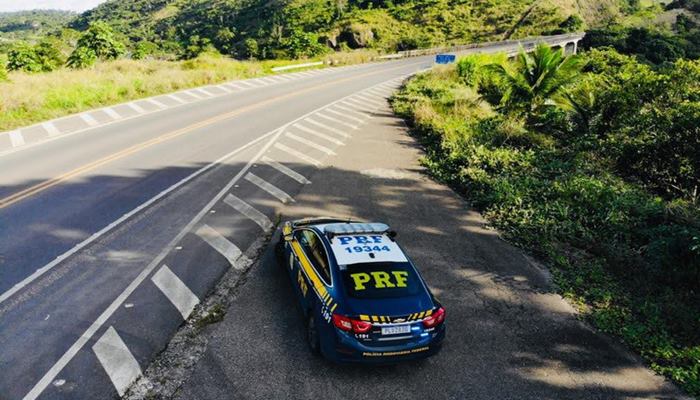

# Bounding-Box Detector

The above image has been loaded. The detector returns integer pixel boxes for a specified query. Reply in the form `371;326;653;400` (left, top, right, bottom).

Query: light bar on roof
323;223;391;238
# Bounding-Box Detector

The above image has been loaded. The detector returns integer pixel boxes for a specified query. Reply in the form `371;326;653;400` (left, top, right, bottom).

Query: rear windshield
340;262;422;299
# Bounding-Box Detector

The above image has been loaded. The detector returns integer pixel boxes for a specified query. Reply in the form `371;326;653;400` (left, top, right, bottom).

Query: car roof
307;222;409;267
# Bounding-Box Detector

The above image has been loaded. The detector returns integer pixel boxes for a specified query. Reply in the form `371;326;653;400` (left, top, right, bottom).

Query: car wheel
306;314;321;355
275;237;285;268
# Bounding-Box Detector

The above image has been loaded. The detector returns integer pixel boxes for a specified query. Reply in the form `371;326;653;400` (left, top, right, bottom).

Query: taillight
422;307;445;328
332;314;373;333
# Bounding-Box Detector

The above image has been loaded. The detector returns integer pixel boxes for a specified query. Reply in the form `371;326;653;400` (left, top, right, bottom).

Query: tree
7;42;42;72
243;38;259;59
487;44;582;117
67;21;125;68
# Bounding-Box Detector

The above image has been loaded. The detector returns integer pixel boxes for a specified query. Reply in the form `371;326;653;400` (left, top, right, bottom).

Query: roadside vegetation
391;45;700;395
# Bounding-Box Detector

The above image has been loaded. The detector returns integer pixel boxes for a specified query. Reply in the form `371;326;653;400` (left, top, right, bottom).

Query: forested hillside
68;0;623;60
0;10;75;49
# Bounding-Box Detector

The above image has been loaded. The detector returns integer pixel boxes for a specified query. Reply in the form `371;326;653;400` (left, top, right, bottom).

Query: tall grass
0;50;382;131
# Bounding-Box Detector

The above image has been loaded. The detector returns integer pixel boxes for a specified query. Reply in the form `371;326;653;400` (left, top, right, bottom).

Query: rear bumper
322;324;446;364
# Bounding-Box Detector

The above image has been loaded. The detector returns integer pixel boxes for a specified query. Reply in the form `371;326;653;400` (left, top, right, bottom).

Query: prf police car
277;217;446;363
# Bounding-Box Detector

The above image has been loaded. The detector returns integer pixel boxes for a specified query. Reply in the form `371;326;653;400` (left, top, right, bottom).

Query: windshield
340;262;422;299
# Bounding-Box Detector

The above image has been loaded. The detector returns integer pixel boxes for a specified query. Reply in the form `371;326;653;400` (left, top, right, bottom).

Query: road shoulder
138;90;687;400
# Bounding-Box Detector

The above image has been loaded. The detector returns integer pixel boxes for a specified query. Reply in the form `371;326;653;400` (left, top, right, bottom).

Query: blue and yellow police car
277;217;446;363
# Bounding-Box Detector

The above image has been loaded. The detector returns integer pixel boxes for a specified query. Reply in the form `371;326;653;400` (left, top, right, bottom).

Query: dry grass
0;49;385;131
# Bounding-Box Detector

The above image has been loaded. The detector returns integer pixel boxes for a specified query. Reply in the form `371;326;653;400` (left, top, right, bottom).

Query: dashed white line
217;84;233;93
245;172;295;203
316;112;358;130
240;81;261;88
261;156;311;184
127;102;147;114
92;327;142;397
226;82;247;90
285;132;336;155
304;117;351;138
41;122;61;137
195;88;215;97
8;130;25;147
167;94;187;104
79;113;99;127
274;142;323;167
324;107;365;124
224;194;273;230
151;265;200;319
195;224;245;266
147;98;167;109
184;90;204;99
292;123;345;145
102;108;122;120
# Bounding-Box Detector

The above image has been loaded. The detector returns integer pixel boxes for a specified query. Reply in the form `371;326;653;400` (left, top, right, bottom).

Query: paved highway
0;33;684;400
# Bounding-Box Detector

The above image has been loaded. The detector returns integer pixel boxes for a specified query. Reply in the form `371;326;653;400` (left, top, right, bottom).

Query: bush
7;39;64;73
392;47;700;396
0;62;7;81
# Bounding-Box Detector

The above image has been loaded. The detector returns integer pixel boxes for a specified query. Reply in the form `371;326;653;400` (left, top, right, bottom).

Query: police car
277;217;445;363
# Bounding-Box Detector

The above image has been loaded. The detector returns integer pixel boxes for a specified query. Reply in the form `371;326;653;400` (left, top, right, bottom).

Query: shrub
68;21;125;68
0;62;7;81
6;39;64;73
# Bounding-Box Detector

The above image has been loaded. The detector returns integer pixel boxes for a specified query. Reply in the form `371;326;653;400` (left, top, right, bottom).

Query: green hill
69;0;627;60
0;10;75;43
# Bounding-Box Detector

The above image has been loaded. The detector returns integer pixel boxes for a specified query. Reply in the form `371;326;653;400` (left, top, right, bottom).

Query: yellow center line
0;61;421;210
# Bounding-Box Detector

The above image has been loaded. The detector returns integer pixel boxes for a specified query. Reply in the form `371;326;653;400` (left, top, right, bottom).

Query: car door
290;230;313;312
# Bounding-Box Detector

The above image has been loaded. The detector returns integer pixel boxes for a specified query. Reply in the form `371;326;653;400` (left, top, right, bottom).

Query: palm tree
488;44;583;116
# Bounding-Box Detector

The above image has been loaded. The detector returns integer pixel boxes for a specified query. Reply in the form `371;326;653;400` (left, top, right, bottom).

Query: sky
0;0;107;12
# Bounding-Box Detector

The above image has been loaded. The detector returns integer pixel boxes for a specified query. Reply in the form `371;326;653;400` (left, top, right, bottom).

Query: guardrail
271;61;324;72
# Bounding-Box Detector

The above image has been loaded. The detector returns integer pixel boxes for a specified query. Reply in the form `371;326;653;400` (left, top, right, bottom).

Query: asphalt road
0;32;678;400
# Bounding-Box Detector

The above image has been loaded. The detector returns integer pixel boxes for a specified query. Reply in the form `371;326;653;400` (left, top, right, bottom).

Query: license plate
381;325;411;335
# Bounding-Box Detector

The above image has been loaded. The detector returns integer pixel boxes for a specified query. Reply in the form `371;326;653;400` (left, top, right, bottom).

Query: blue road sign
435;54;456;64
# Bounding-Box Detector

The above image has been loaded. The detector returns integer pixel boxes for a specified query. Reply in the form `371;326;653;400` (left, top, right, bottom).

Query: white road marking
127;102;147;114
344;96;380;110
147;98;167;109
264;76;285;83
226;82;247;90
184;90;203;99
366;87;390;97
92;327;142;397
79;113;99;127
324;107;365;124
261;156;311;184
274;143;322;167
151;265;200;319
195;88;215;97
102;108;122;120
41;122;61;137
285;132;336;155
8;130;25;147
354;93;385;105
195;224;244;266
272;75;293;81
316;112;358;130
19;75;414;400
167;94;187;104
304;117;351;138
217;84;232;93
292;123;345;145
224;194;273;230
295;71;314;77
238;81;260;88
333;103;369;118
338;99;370;112
245;172;294;203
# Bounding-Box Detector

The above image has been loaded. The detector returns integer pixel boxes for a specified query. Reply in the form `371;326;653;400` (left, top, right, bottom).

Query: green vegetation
66;0;610;60
0;10;75;45
392;46;700;396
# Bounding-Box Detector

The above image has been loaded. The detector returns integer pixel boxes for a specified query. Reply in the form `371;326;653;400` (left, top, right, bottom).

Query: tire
306;314;321;355
275;238;286;268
